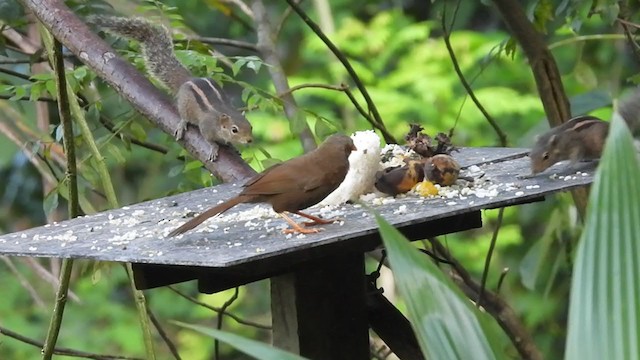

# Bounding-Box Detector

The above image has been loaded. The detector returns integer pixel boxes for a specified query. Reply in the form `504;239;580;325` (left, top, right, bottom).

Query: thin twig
0;94;57;102
617;13;640;65
548;33;639;50
41;36;79;360
0;325;143;360
22;257;80;302
0;53;76;64
418;248;453;265
1;256;45;307
0;66;32;80
179;36;257;52
215;287;240;360
223;0;255;19
442;2;507;146
97;115;172;155
147;309;182;360
278;82;344;96
168;286;271;330
283;0;397;144
275;0;303;37
277;82;381;131
477;208;505;308
496;267;509;295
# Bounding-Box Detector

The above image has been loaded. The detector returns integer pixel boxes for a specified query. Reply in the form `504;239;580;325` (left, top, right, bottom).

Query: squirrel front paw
174;120;188;140
207;142;221;162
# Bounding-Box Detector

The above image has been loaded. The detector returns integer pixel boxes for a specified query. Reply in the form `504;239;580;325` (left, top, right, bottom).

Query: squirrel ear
219;114;232;125
548;134;558;145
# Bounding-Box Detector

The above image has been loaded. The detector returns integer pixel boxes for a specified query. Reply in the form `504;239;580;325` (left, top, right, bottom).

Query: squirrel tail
88;15;191;92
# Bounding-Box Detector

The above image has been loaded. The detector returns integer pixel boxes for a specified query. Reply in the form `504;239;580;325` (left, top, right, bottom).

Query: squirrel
88;15;253;161
528;88;640;176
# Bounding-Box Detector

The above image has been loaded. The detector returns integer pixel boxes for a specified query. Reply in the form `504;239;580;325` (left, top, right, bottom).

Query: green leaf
184;160;203;172
173;321;307;360
128;122;147;141
168;165;184;178
10;85;26;100
43;189;59;216
45;79;57;98
374;213;500;360
565;114;640;359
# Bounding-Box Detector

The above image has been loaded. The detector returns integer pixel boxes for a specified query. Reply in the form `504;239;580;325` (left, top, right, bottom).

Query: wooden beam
271;253;369;359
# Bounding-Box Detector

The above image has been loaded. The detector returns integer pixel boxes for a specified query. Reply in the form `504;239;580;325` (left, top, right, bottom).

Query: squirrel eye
231;125;239;134
542;152;549;160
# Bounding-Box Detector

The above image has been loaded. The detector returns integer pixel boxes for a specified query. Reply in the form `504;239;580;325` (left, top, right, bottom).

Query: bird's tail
167;195;248;237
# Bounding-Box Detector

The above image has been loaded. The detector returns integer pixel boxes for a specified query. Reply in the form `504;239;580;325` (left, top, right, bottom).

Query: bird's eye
542;152;549;160
231;125;239;134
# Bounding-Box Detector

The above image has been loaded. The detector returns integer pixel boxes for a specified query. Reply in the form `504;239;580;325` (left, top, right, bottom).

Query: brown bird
168;134;356;236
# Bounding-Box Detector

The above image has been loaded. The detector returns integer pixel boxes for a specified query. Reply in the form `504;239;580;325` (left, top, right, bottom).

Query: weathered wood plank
135;211;482;293
0;147;595;270
271;252;369;360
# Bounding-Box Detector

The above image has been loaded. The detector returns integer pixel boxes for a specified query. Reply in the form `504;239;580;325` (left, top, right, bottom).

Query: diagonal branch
17;0;256;183
491;0;571;126
251;0;317;152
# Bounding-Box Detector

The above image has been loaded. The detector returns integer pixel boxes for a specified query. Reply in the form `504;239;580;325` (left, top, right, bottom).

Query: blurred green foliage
0;0;638;358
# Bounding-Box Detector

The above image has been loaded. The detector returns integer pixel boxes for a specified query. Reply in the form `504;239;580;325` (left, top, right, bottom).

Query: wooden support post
271;253;369;360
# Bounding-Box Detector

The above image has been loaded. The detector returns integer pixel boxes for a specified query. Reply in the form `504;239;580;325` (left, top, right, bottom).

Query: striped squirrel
89;16;253;161
529;88;640;175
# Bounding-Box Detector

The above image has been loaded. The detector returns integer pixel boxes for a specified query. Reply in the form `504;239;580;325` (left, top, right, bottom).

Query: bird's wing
240;159;312;196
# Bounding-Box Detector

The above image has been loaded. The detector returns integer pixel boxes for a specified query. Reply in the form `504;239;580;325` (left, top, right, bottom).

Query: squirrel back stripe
88;15;191;92
199;78;224;103
186;80;215;112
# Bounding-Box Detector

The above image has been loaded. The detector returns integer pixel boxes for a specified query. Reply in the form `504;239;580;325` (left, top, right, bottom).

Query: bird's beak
351;144;358;151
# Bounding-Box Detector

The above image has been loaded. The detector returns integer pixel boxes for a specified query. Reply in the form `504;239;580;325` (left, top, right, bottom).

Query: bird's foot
282;226;323;235
302;217;340;227
295;211;340;227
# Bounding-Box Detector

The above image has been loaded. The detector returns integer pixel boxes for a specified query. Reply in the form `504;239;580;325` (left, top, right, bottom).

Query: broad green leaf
375;214;501;360
184;160;203;172
173;321;307;360
565;114;640;359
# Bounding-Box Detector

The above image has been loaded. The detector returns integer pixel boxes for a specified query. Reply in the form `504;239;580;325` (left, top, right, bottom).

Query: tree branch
491;0;571;126
251;0;317;152
168;286;271;330
17;0;256;183
491;0;589;216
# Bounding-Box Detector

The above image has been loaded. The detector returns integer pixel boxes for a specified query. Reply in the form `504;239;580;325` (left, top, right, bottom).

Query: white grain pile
319;130;381;206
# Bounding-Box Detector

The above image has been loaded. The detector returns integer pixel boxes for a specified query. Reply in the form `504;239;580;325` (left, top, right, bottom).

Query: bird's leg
295;211;341;227
279;213;322;234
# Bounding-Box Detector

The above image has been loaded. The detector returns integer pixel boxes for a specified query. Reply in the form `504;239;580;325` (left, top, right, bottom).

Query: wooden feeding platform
0;147;595;359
